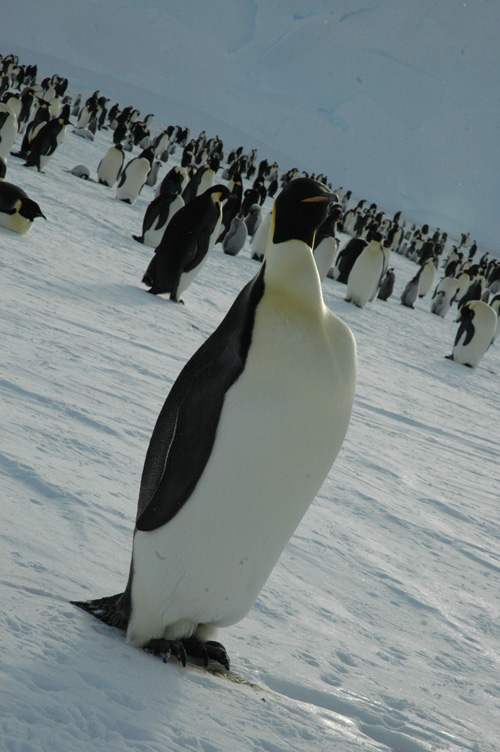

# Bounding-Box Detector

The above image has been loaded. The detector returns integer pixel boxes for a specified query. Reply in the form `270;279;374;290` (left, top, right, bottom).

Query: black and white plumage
142;184;231;302
72;178;357;669
0;180;46;234
132;192;184;247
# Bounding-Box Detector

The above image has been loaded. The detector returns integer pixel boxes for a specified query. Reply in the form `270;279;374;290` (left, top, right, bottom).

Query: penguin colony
2;51;499;670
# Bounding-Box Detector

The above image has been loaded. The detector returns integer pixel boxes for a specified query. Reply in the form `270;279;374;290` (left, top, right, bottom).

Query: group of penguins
1;51;499;370
2;51;499;672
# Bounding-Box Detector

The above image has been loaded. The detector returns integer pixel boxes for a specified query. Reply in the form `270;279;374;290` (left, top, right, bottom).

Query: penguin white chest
129;295;355;645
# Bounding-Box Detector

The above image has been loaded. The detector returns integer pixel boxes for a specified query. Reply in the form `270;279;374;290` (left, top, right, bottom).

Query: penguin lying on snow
72;178;357;670
142;184;231;302
0;180;46;234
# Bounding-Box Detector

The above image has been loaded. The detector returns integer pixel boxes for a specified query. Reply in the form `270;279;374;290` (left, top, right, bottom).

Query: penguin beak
301;193;339;205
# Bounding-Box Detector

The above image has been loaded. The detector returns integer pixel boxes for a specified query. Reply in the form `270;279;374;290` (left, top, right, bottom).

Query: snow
2;16;500;752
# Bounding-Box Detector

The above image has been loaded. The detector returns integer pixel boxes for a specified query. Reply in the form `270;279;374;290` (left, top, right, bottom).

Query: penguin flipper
71;593;128;630
135;269;265;532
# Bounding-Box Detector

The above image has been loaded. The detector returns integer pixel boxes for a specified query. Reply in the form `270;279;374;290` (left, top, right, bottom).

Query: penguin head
273;178;337;247
208;184;232;203
19;197;46;222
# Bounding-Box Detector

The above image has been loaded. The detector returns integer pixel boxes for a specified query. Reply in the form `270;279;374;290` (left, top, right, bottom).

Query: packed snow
1;21;500;752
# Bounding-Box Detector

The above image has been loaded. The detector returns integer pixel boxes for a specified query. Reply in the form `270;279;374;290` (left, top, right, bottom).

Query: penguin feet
180;638;230;671
144;637;230;670
144;638;187;666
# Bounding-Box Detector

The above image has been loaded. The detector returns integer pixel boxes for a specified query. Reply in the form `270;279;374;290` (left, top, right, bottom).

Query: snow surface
2;48;500;752
2;0;500;252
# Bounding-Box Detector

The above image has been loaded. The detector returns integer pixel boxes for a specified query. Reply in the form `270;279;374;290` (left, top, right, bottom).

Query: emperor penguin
72;178;356;670
154;165;187;198
96;143;124;187
244;203;262;239
430;276;460;318
313;205;341;282
418;257;437;297
447;300;497;368
250;209;272;261
0;180;46;234
0;102;18;162
331;237;368;284
142;184;231;302
222;213;248;256
132;191;185;247
116;148;154;204
489;295;500;345
400;269;422;308
377;267;396;301
24;116;67;172
345;236;386;308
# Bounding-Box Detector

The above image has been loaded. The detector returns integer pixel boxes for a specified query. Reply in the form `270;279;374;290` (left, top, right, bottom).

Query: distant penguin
0;180;46;234
66;164;91;180
154;165;186;198
133;192;185;247
430;276;460;318
250;210;272;261
0;103;18;161
142;184;231;302
24;116;67;172
116;148;154;204
313;204;340;282
400;269;422;309
97;144;124;187
377;267;396;301
222;214;248;256
332;237;368;284
72;177;356;670
345;237;386;308
489;295;500;345
448;300;497;368
418;257;437;297
145;159;161;188
181;162;216;204
244;203;262;239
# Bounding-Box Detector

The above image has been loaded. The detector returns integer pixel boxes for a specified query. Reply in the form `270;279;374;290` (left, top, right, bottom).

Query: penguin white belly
0;110;18;161
346;247;384;308
0;211;32;235
314;236;338;282
452;304;496;367
176;213;222;298
127;298;355;647
116;159;150;204
97;151;123;187
143;195;184;248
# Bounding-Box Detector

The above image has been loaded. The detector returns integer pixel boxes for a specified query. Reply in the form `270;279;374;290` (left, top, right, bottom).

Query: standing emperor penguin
313;205;341;282
418;257;437;298
447;300;497;368
430;276;460;318
72;178;357;670
142;184;230;302
116;148;154;204
345;236;386;308
96;143;124;187
24;116;67;172
132;191;185;247
0;103;18;162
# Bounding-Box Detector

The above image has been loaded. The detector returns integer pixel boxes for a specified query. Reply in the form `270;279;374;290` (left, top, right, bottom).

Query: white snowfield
1;104;499;752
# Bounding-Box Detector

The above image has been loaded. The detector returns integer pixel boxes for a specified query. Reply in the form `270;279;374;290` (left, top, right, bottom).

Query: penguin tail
71;593;128;631
132;234;144;243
